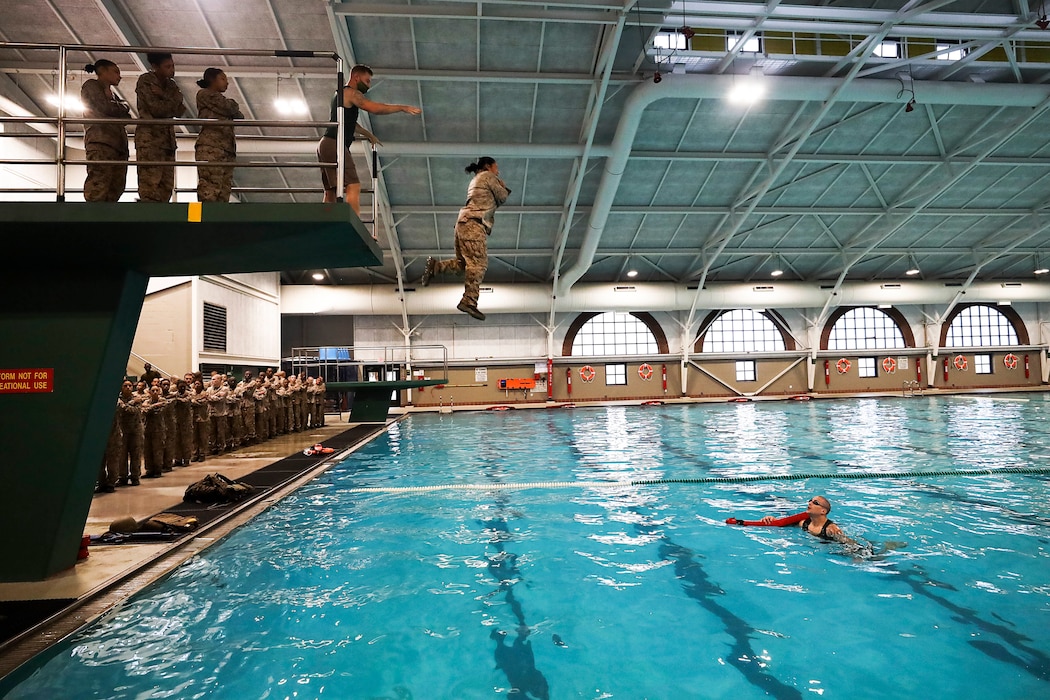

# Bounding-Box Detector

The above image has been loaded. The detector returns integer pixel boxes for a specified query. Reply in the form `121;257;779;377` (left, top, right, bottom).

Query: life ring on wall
882;357;896;373
579;365;596;382
836;358;851;374
953;355;968;371
1004;353;1019;370
638;363;654;381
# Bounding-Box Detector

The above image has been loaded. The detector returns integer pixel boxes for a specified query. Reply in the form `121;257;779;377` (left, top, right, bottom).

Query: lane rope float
346;465;1050;494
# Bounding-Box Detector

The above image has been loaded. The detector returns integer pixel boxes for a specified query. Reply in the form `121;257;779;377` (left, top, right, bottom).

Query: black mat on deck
100;424;385;539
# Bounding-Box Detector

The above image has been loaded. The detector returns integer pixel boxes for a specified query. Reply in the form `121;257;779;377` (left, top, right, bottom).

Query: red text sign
0;368;54;393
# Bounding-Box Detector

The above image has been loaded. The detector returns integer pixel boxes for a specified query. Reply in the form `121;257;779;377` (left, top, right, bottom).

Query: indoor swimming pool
4;395;1050;699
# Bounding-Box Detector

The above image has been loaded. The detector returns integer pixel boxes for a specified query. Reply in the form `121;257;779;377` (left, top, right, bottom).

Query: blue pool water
6;396;1050;699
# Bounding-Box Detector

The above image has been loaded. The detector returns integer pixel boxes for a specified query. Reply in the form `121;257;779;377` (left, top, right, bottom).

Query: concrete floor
0;419;363;605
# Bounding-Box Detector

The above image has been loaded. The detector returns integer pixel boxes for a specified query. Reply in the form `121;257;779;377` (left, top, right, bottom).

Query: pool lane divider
347;465;1050;494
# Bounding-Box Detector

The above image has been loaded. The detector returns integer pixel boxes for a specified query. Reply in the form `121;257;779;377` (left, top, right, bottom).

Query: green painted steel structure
0;202;381;582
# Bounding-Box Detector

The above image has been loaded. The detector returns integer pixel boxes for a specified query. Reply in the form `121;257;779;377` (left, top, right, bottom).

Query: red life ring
836;358;851;374
953;355;968;371
579;365;596;382
638;363;654;381
1004;353;1019;370
882;357;896;373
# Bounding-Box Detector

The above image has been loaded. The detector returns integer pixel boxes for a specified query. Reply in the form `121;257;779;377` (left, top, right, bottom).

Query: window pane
735;360;756;382
654;32;686;50
974;354;992;375
605;363;626;386
944;306;1019;347
858;357;876;378
571;312;659;356
702;309;786;353
727;32;761;53
827;308;905;351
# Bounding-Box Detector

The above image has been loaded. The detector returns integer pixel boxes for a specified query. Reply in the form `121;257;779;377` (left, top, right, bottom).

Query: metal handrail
0;41;381;233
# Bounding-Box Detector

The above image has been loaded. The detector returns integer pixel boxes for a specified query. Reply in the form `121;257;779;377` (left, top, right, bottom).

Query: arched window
824;307;908;351
565;312;666;356
943;304;1022;347
695;309;790;352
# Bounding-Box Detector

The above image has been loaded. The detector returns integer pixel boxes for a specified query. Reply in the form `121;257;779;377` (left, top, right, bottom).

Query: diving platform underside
0;202;382;274
327;380;447;422
0;202;380;582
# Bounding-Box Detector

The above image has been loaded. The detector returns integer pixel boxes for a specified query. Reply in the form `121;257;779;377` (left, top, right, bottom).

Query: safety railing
288;345;449;385
0;41;379;231
902;380;923;397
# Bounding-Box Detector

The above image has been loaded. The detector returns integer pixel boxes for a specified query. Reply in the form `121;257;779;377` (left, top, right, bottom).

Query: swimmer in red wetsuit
761;495;849;543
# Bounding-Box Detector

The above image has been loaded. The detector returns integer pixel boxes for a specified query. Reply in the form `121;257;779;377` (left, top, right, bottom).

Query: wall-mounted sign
475;367;488;382
0;368;54;394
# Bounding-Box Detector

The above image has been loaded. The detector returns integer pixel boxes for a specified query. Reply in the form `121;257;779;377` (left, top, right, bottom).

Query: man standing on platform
316;64;422;215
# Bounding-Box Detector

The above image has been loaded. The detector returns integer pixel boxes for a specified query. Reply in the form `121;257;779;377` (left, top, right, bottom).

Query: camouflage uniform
239;378;258;443
227;380;244;449
311;378;326;427
81;78;130;202
191;388;210;461
142;394;167;477
161;391;177;471
117;392;144;483
135;71;186;202
254;382;270;441
432;170;510;308
172;389;194;465
195;88;243;202
206;381;230;452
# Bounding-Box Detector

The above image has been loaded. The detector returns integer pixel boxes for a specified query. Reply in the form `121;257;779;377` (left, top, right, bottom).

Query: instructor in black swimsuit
761;495;849;542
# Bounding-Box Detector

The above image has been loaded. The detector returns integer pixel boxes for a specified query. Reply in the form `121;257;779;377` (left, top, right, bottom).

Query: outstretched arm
345;88;421;116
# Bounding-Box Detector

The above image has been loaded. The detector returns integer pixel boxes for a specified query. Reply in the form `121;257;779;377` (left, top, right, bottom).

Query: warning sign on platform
0;368;54;394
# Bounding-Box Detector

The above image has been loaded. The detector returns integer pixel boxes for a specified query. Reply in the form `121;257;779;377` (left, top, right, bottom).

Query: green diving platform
327;379;447;422
290;345;449;424
0;202;382;275
0;202;381;582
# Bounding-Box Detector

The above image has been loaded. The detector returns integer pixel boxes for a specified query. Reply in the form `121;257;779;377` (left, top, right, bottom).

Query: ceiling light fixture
274;75;308;115
311;272;325;281
1038;2;1050;30
679;3;695;42
728;66;766;105
770;253;784;278
896;73;917;114
905;254;920;276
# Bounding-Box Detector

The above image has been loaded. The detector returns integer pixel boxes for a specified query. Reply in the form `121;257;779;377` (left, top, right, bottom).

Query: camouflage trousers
100;419;123;488
84;144;128;202
193;420;210;460
136;146;176;202
434;219;488;307
196;144;235;202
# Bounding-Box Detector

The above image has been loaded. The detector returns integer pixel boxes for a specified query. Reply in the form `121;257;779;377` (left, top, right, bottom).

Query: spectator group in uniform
96;365;328;493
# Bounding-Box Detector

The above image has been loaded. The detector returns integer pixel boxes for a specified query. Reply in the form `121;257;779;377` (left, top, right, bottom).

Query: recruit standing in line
81;59;130;202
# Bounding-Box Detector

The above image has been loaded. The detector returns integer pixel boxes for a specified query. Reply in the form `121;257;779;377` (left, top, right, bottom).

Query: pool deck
0;417;392;681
